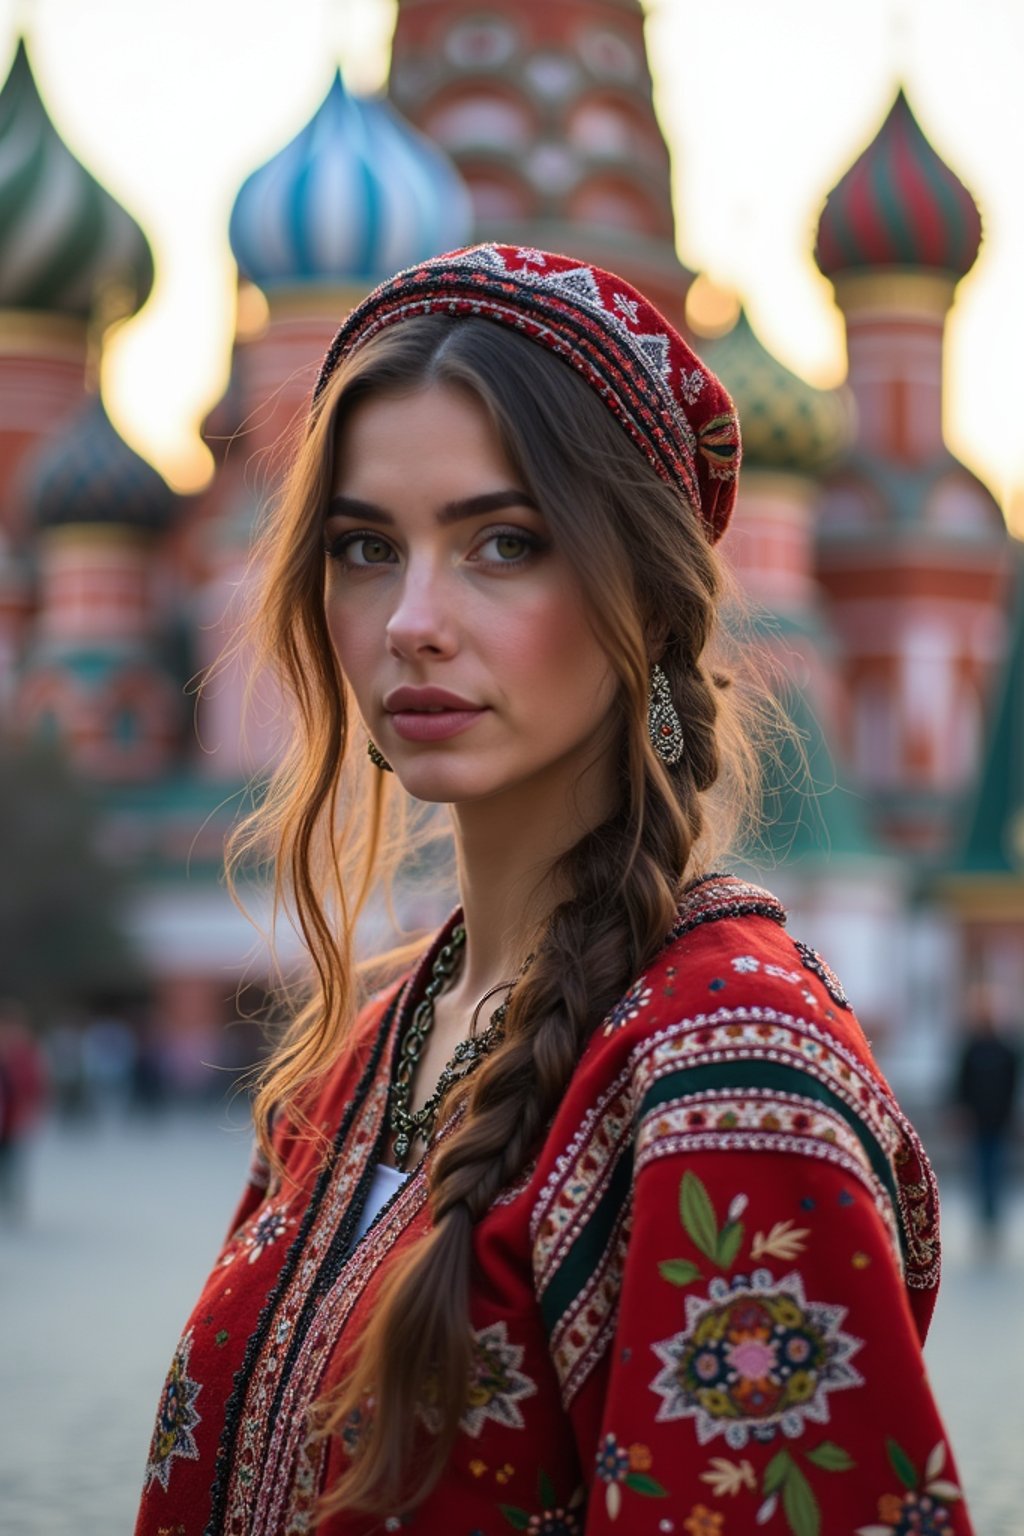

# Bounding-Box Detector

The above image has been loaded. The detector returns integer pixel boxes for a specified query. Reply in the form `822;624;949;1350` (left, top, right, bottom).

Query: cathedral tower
388;0;692;324
813;88;1009;857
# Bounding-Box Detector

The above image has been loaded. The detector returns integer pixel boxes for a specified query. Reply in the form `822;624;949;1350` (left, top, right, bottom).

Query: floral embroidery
500;1471;586;1532
460;1322;538;1438
602;979;653;1036
650;1268;863;1448
683;1506;724;1535
855;1438;962;1535
235;1203;294;1264
594;1433;667;1520
731;955;760;974
144;1328;202;1491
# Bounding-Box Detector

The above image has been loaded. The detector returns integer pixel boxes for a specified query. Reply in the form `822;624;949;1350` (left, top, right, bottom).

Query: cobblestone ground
1;1111;1019;1535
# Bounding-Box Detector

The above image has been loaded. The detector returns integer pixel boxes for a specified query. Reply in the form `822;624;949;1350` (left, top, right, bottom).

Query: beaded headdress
313;244;741;544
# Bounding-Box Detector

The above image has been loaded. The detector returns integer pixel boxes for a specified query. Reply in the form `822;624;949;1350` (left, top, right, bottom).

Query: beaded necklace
389;924;520;1169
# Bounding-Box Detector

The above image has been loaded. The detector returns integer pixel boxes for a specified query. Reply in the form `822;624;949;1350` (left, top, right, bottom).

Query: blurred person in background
0;997;48;1218
953;983;1019;1245
136;247;977;1535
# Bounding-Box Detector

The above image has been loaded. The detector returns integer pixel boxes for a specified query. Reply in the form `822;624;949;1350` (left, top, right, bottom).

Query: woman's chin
388;758;504;805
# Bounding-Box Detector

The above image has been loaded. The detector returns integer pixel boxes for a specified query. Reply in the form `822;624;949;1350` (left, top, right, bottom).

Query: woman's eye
475;530;540;564
326;532;395;566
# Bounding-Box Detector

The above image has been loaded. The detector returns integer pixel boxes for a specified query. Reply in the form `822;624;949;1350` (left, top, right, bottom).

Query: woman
136;246;973;1536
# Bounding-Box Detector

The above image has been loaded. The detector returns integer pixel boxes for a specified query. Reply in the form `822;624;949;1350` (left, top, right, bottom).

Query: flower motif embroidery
460;1322;538;1438
683;1506;724;1536
731;955;760;974
243;1204;293;1263
650;1269;863;1449
855;1438;962;1535
602;980;653;1036
594;1434;667;1521
144;1328;202;1491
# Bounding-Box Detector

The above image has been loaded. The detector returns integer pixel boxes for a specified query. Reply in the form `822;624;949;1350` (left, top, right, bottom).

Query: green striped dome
0;39;154;319
703;309;850;474
815;89;982;280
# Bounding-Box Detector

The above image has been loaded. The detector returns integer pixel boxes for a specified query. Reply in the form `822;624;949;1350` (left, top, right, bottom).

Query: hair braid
315;653;725;1515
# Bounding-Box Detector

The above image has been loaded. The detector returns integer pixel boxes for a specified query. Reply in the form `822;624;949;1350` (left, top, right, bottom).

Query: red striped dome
815;89;981;281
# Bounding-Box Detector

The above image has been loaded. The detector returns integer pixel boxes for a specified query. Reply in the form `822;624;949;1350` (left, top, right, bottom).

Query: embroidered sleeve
575;1125;975;1534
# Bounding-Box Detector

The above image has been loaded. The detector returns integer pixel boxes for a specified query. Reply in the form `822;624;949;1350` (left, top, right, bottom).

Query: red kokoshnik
312;243;742;544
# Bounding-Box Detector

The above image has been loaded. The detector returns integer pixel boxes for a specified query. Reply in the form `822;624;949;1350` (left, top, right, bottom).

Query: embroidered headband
313;244;741;544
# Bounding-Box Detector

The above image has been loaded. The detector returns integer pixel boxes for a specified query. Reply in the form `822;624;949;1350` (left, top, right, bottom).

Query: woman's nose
385;562;458;658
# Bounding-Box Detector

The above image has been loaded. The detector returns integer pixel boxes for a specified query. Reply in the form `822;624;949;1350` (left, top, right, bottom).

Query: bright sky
3;0;1023;531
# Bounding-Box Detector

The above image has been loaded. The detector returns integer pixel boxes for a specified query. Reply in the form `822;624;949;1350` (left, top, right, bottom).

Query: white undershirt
353;1163;406;1244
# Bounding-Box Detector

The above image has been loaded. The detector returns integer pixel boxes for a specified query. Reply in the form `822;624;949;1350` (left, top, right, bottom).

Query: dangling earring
367;739;393;773
648;663;684;766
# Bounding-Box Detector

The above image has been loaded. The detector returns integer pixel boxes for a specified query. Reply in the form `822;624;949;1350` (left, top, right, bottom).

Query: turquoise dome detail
229;70;472;291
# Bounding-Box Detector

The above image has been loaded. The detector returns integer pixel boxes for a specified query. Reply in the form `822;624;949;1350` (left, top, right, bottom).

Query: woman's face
324;382;620;809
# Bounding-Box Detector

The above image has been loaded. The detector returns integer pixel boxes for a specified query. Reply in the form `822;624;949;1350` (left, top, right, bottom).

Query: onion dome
0;39;154;319
815;89;982;280
30;396;174;531
229;70;472;292
703;309;850;474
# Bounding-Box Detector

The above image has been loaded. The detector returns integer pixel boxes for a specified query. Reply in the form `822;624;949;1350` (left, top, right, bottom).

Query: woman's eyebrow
325;489;539;526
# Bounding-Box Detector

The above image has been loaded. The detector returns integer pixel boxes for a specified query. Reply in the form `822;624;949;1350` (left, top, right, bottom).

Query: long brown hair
227;314;764;1516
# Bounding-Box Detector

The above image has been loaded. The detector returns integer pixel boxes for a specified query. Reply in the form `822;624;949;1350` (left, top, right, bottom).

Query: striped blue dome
229;71;472;291
30;396;174;531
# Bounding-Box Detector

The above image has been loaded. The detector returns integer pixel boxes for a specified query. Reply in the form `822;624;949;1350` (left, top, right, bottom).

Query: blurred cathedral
0;2;1020;1096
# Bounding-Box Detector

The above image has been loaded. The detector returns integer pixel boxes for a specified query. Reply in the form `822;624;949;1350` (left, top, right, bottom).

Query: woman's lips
388;708;488;743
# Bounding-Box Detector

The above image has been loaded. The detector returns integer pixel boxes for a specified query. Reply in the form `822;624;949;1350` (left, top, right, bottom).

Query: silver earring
367;739;393;773
648;663;684;766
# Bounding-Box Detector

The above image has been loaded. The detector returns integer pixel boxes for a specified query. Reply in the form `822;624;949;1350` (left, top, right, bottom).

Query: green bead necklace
389;924;516;1169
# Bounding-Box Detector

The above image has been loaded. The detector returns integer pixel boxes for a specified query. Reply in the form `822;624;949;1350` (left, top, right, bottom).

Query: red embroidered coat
136;877;974;1536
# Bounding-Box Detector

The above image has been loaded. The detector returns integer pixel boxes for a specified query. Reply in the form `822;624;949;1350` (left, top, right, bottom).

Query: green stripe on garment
539;1145;634;1338
539;1061;906;1341
639;1060;903;1254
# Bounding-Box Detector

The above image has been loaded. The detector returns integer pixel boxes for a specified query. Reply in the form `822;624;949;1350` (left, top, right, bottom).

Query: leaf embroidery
751;1220;811;1262
659;1258;702;1287
805;1441;856;1471
699;1457;756;1497
886;1438;918;1490
782;1460;820;1536
759;1442;853;1536
677;1171;746;1271
626;1472;667;1496
680;1170;720;1260
924;1440;946;1482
